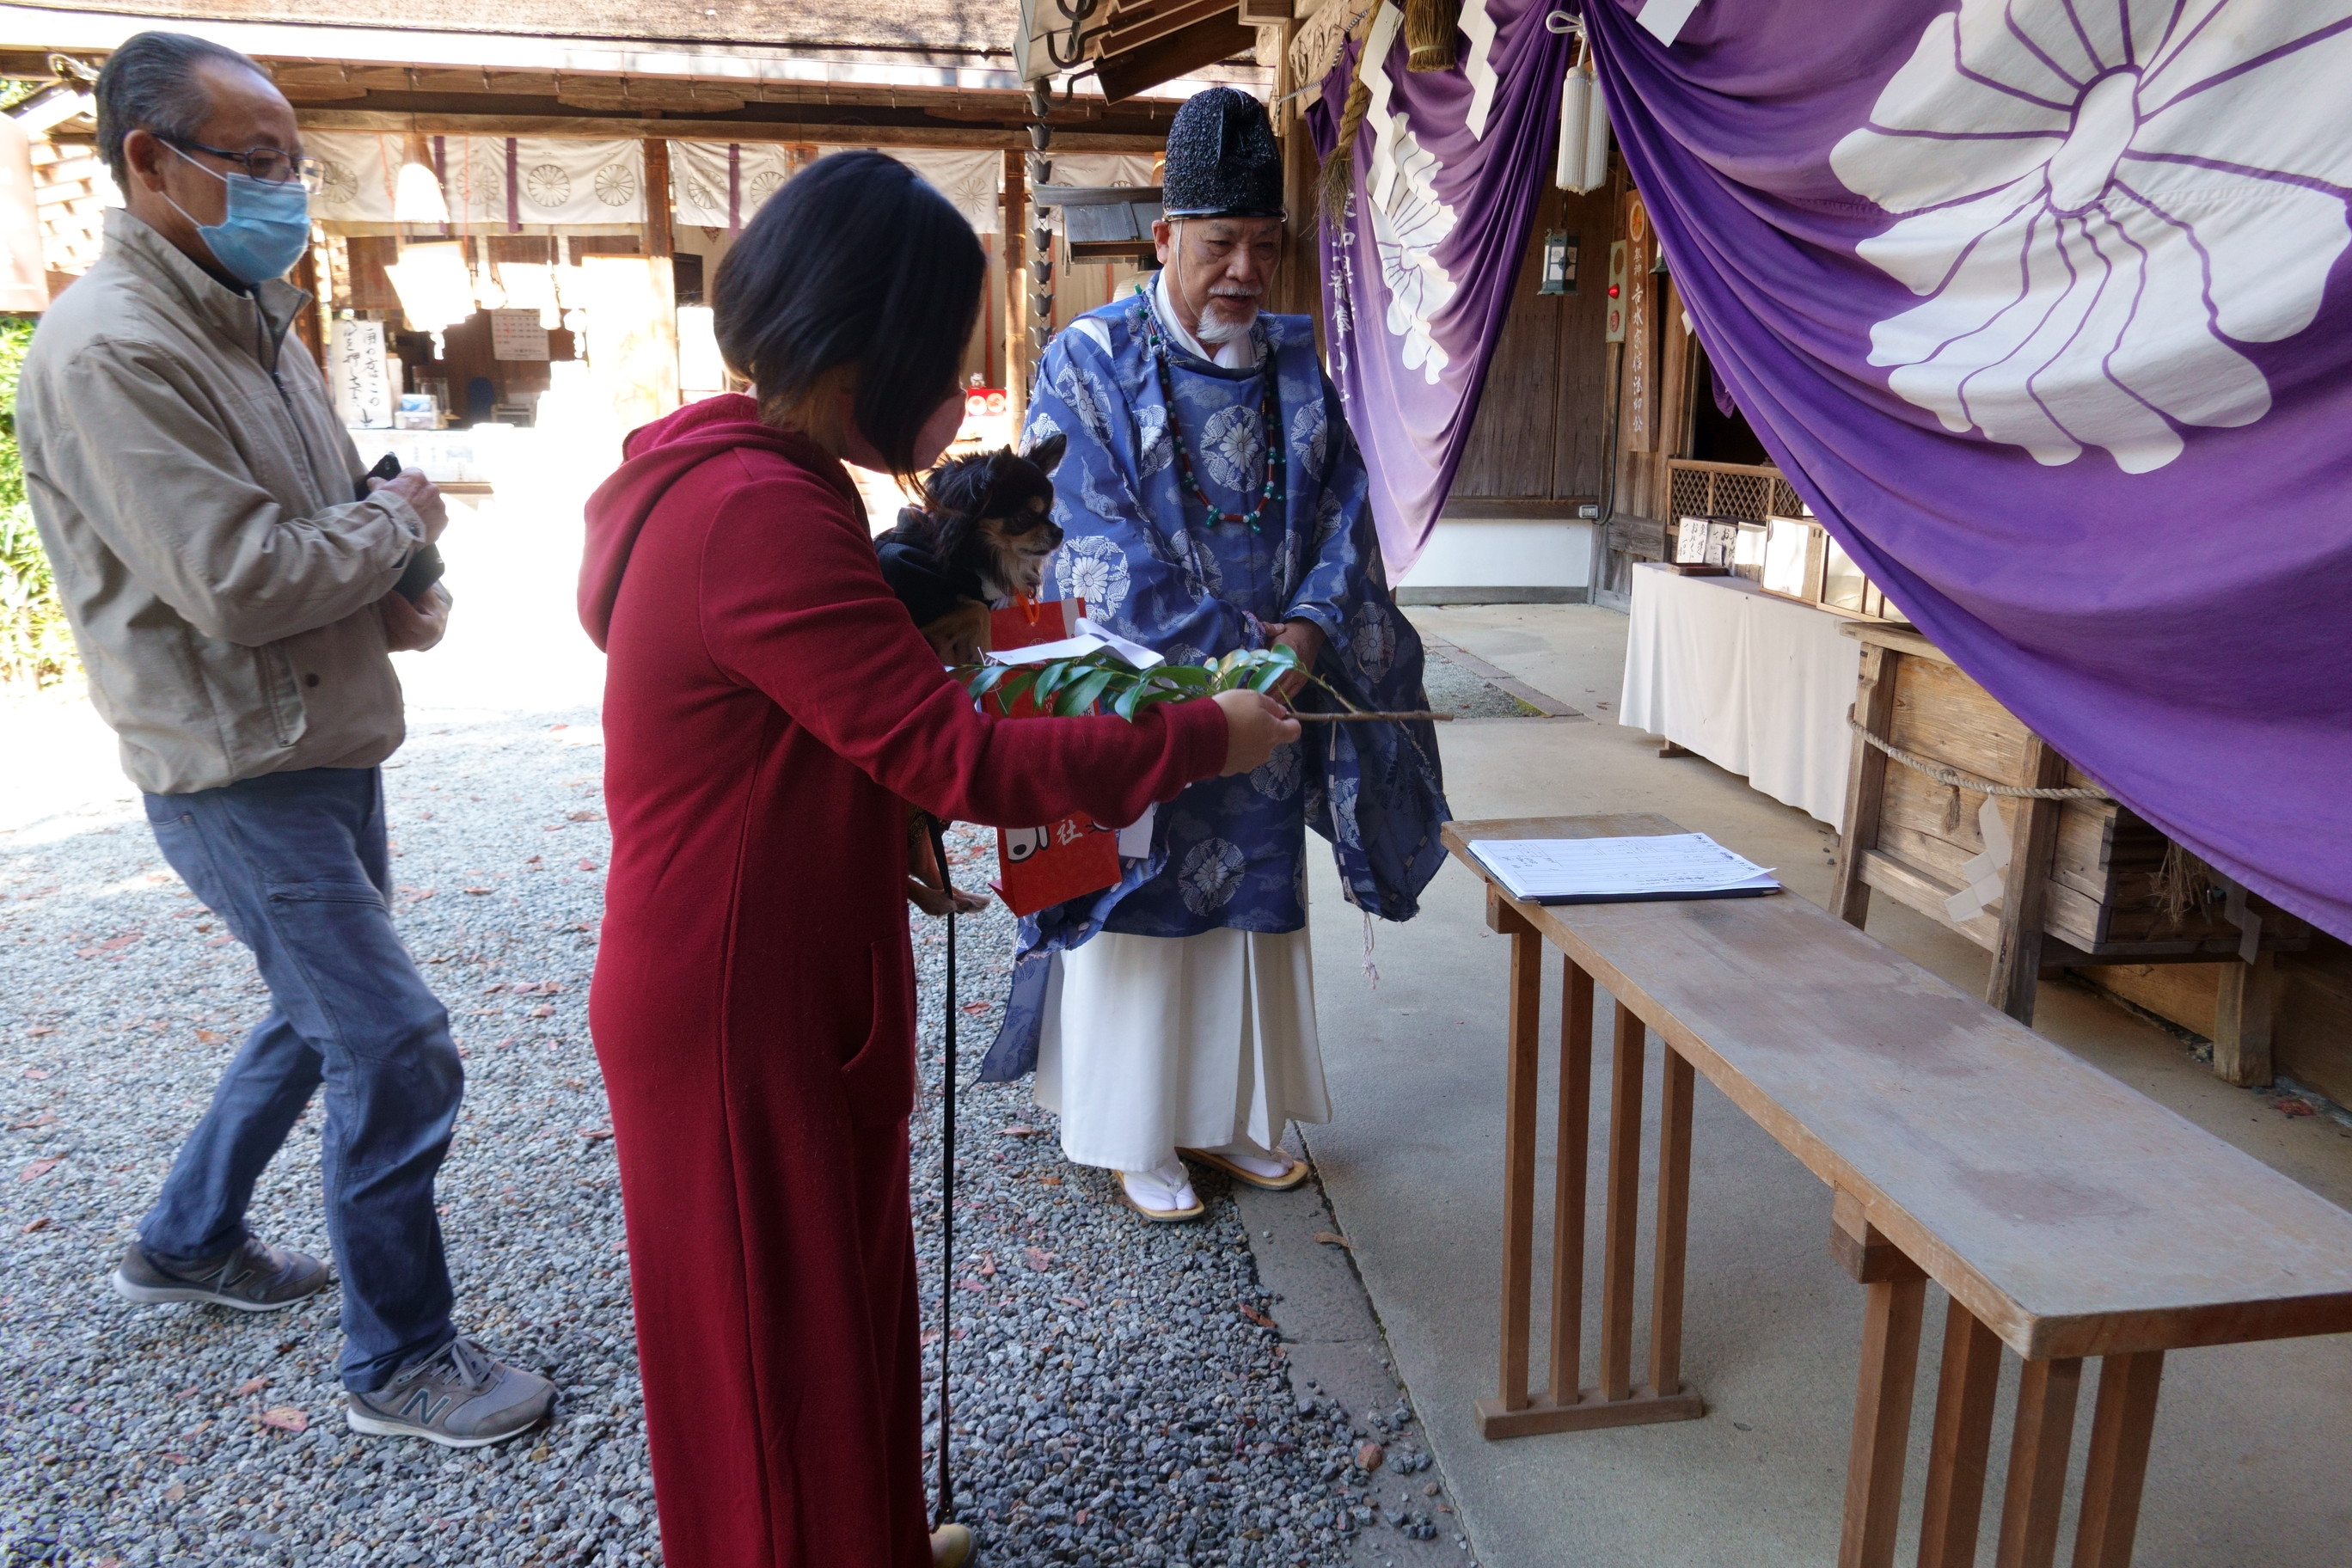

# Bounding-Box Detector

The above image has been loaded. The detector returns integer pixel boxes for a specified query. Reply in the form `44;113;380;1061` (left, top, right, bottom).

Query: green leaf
1113;683;1148;721
1056;667;1118;716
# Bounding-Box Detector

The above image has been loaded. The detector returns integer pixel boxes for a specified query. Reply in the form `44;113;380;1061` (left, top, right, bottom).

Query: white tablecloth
1619;561;1862;825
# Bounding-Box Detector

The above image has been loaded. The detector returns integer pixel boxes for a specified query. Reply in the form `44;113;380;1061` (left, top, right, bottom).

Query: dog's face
922;435;1067;598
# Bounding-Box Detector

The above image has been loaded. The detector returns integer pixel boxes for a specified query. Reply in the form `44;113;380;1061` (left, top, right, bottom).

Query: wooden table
1445;813;2352;1568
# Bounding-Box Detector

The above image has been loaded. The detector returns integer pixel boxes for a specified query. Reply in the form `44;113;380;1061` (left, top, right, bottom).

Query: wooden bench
1443;812;2352;1568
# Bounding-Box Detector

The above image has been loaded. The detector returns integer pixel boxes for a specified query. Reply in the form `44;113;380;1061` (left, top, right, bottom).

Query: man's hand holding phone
371;467;449;543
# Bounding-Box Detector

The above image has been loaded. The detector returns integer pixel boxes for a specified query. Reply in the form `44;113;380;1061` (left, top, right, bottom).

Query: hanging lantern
393;132;450;226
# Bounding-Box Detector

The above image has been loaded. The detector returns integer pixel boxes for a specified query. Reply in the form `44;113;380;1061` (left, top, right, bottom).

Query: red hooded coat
580;395;1225;1568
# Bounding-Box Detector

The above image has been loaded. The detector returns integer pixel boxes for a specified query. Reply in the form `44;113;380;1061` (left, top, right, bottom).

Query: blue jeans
138;767;461;1392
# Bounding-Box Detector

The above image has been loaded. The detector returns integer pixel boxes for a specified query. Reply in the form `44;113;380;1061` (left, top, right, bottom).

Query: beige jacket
17;208;427;795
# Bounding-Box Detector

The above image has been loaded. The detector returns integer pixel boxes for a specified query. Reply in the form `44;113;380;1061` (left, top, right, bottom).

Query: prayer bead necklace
1138;303;1285;535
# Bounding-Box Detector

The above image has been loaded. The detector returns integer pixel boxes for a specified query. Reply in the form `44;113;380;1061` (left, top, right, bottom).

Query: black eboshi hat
1160;85;1285;220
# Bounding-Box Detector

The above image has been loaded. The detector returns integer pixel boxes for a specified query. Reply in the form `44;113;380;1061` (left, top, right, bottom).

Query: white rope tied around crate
1846;715;2114;800
1846;713;2111;922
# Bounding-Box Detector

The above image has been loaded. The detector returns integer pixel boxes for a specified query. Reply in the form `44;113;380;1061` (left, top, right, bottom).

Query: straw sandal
1180;1146;1311;1191
1118;1161;1206;1223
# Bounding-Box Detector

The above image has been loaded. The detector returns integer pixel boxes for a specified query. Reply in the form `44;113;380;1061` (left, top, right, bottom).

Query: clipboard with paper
1465;833;1782;906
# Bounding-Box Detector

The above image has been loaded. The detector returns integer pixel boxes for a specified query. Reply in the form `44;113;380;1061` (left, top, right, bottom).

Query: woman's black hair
713;150;986;480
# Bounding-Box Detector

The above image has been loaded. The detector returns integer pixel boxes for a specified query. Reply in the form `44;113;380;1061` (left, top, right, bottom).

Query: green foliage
1;314;78;689
965;644;1340;721
0;81;40;113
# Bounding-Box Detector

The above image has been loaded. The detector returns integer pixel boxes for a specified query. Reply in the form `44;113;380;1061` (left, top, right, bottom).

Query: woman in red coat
578;152;1296;1568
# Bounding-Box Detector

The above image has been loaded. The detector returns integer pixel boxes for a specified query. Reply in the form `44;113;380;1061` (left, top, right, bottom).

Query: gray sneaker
346;1336;555;1449
111;1236;330;1312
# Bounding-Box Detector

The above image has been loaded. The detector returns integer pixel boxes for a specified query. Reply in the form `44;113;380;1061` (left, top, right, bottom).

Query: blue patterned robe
977;293;1450;1082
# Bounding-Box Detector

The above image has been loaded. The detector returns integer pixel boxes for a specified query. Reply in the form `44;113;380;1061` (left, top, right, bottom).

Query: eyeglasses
156;134;327;193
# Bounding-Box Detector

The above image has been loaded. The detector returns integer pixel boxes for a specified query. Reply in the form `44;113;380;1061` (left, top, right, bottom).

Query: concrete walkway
1297;604;2352;1568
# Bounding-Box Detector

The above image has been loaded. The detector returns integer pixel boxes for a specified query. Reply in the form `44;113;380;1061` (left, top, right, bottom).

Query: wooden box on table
1828;622;2306;1085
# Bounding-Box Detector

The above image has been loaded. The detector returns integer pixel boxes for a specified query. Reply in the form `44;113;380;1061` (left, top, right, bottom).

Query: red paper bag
983;598;1119;916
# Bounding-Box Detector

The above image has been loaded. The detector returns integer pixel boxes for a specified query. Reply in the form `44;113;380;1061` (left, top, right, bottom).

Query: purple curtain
1310;0;1576;577
1588;0;2352;939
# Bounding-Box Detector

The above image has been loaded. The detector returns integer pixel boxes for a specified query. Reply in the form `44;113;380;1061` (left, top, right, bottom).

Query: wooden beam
295;108;1166;152
1097;18;1259;102
1098;0;1247;58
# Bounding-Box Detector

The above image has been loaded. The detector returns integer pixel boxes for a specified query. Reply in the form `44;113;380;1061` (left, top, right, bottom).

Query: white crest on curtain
301;134;646;225
1361;3;1461;383
670;142;803;230
885;148;1007;235
305;132;397;224
1833;0;2352;475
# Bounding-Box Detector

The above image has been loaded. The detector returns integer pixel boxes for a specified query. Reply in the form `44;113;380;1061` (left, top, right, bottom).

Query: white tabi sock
1120;1156;1200;1214
1202;1137;1291;1180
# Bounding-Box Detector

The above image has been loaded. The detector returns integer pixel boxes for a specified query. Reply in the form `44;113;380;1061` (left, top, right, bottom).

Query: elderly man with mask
15;31;553;1446
981;87;1449;1220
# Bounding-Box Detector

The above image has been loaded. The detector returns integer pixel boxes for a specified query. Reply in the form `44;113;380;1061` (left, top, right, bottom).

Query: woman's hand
1213;689;1302;776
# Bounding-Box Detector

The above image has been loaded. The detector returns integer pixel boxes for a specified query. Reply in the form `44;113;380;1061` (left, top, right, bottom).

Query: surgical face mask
162;143;313;285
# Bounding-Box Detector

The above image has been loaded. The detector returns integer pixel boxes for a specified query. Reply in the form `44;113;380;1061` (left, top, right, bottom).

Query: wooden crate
1829;622;2306;1083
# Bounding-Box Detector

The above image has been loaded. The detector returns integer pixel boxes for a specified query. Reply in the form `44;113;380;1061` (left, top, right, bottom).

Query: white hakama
1034;924;1330;1173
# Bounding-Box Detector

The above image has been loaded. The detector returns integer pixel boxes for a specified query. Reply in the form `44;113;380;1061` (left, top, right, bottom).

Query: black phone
361;454;446;605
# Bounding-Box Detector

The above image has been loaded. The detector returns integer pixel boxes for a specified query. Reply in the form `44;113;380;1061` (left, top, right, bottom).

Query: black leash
928;816;959;1528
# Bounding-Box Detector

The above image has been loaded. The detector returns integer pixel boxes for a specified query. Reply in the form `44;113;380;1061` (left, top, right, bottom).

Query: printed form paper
1467;834;1779;903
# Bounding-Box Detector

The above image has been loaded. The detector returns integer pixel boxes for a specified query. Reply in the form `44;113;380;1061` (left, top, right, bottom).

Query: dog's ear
1023;432;1067;475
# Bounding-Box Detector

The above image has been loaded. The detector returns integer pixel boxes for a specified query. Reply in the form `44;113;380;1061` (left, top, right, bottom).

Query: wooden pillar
639;138;680;417
291;243;328;375
2213;952;2276;1087
1003;148;1027;426
1489;888;1542;1415
1598;1002;1645;1402
1994;1357;2083;1568
1916;1299;2005;1568
1547;958;1594;1406
1830;1192;1926;1568
2071;1351;2165;1568
1833;643;1896;929
1648;1045;1694;1398
1987;736;2067;1024
641;138;673;258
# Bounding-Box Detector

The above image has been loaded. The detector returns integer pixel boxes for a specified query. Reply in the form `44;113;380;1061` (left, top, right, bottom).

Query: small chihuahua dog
875;434;1067;668
876;434;1068;916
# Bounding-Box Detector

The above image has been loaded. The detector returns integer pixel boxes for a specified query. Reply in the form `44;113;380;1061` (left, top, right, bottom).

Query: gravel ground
1418;652;1540;720
1;696;1457;1567
909;829;1453;1568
